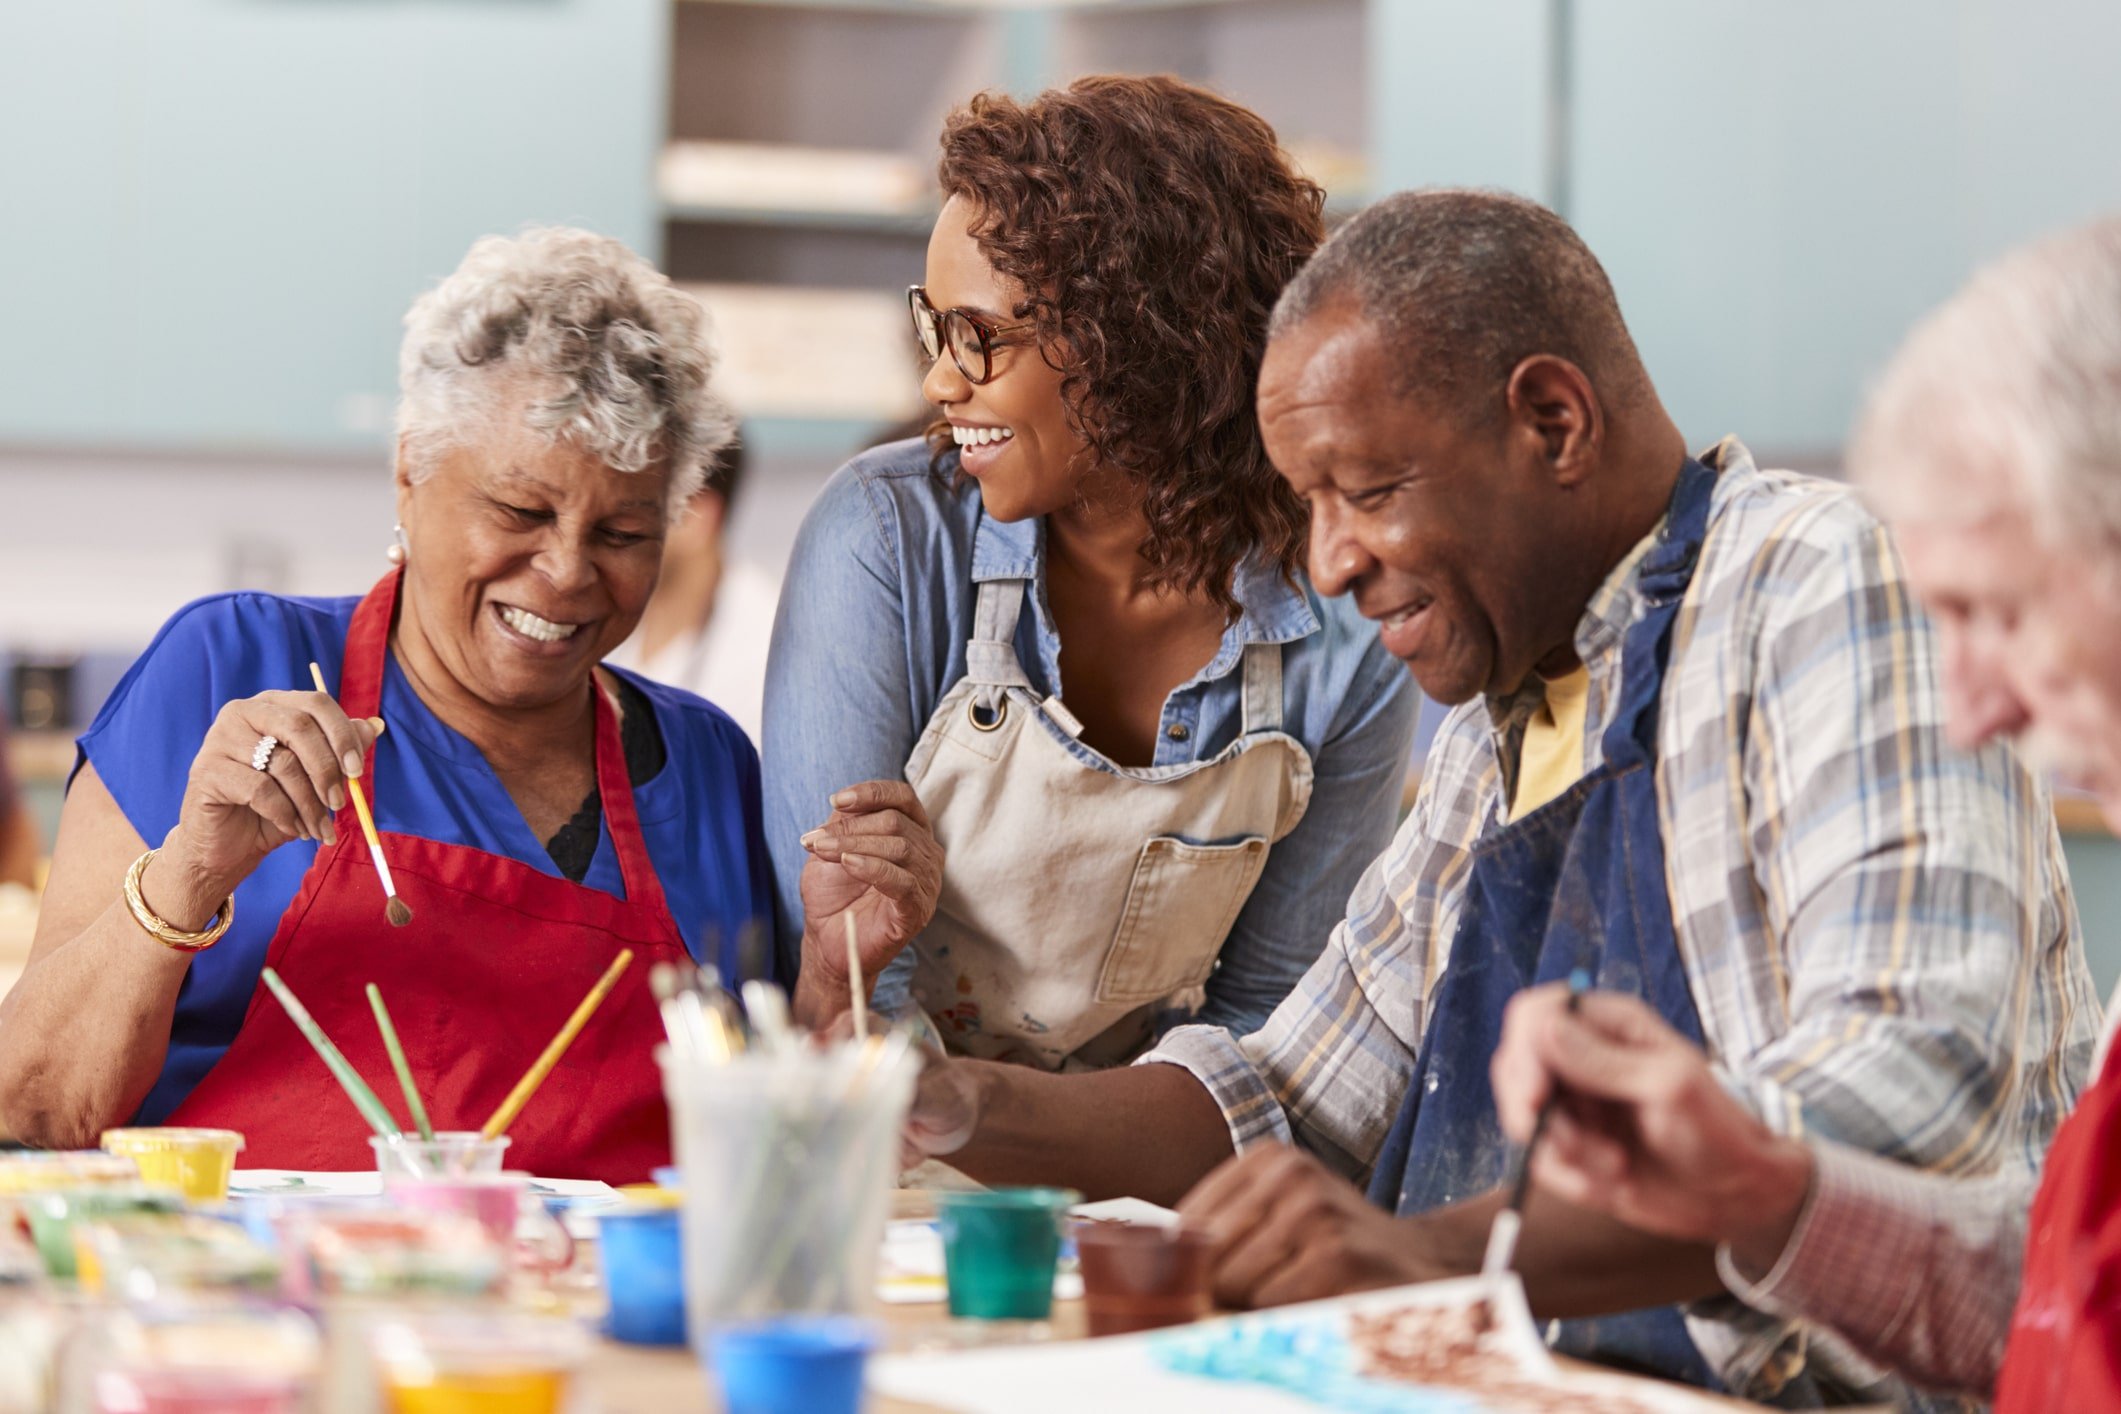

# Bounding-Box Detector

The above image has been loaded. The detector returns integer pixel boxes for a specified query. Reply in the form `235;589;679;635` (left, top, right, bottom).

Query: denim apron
1364;456;1723;1388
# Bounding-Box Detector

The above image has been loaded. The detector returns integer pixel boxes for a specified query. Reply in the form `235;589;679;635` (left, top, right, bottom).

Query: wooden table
575;1190;1767;1413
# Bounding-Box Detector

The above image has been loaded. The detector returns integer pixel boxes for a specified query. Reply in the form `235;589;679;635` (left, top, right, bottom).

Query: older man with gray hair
1490;218;2121;1411
902;189;2097;1406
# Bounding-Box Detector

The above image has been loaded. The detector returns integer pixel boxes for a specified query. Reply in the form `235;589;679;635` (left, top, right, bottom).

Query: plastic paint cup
370;1132;511;1179
0;1151;140;1196
25;1186;182;1281
936;1187;1080;1321
283;1207;506;1302
93;1368;307;1414
99;1128;245;1202
383;1173;523;1249
86;1303;317;1414
370;1310;584;1414
1074;1222;1213;1336
598;1207;685;1345
710;1316;876;1414
72;1212;279;1300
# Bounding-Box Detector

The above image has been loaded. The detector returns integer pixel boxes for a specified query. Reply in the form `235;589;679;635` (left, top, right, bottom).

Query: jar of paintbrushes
654;964;917;1350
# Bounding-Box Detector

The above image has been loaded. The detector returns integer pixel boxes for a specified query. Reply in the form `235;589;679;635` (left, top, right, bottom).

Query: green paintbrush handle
261;967;401;1138
366;983;435;1142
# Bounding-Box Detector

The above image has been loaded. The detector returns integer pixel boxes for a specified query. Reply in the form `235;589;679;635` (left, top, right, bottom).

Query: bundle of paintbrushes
654;971;920;1345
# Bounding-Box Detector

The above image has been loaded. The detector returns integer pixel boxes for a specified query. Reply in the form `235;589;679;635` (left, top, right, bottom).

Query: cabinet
660;0;1374;461
0;0;665;454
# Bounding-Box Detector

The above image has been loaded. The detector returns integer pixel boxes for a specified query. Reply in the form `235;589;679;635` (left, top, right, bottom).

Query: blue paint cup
710;1316;876;1414
598;1208;686;1346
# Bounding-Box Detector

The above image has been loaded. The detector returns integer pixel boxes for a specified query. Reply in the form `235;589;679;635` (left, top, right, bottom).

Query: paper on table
870;1277;1731;1414
230;1170;621;1207
875;1197;1178;1305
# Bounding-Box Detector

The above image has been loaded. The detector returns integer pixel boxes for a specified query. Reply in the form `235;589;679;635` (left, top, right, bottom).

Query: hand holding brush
1483;967;1592;1279
307;662;410;926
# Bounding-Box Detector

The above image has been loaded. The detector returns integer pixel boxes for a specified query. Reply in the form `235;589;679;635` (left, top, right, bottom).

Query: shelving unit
660;0;1372;465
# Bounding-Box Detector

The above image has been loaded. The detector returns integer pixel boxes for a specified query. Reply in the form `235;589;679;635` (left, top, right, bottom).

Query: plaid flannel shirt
1143;439;2101;1405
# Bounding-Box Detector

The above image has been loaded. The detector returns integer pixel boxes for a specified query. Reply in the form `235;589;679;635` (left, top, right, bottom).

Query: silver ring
251;735;279;772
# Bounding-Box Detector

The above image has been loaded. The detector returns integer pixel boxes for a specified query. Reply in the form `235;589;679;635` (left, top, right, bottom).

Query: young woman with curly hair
764;75;1417;1069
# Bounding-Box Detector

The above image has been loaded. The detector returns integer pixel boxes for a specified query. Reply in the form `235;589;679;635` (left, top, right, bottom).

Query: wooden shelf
684;282;925;425
664;202;936;236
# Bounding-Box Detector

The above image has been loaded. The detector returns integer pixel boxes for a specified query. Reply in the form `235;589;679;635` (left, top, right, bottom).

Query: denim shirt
761;438;1419;1033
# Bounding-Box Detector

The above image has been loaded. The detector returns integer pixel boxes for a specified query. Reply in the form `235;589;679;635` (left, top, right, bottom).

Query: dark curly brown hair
933;74;1325;614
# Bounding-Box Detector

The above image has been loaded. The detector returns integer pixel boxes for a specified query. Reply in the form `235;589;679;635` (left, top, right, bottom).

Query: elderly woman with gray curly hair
0;230;891;1182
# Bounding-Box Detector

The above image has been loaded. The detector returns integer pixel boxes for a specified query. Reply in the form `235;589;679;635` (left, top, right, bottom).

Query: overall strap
966;578;1035;709
1600;456;1719;770
1239;641;1284;736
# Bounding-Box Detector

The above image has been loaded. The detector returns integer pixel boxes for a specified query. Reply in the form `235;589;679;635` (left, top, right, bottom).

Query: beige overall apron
904;575;1314;1069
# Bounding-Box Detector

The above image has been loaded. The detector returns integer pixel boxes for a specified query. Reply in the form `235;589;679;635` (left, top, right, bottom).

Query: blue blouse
762;439;1421;1035
76;591;776;1122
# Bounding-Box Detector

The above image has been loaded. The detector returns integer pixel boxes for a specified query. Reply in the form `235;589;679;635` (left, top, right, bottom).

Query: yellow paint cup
99;1128;246;1203
614;1183;682;1210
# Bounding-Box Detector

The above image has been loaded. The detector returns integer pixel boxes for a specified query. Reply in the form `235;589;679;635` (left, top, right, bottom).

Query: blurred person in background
609;437;779;746
0;228;823;1181
767;75;1419;1066
1489;218;2121;1413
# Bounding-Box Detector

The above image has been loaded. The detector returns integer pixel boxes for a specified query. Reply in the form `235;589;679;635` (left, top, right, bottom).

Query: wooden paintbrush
308;662;411;927
1482;966;1593;1279
844;911;868;1042
481;949;635;1140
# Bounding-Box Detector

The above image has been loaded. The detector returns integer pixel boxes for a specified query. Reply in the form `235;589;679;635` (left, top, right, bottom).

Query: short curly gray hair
396;227;735;511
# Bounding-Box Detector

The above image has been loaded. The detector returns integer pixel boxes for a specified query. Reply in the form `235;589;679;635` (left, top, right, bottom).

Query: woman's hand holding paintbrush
309;663;410;926
143;683;388;929
1489;979;1816;1277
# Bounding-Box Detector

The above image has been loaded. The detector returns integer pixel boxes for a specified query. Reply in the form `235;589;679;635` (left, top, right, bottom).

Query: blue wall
1372;0;2121;457
0;0;664;453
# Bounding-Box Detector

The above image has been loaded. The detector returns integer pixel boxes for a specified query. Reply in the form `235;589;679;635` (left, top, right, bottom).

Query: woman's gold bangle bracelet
122;849;234;952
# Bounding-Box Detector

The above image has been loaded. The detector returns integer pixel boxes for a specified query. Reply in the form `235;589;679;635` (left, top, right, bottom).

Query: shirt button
1166;723;1190;742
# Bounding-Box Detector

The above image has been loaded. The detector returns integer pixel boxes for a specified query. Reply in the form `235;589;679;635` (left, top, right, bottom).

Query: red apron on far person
1995;1047;2121;1412
167;570;691;1184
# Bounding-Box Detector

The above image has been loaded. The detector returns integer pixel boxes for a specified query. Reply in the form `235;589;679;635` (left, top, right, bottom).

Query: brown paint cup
1074;1222;1213;1337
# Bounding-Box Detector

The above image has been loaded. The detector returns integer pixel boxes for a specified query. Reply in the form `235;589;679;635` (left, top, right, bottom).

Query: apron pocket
1096;836;1270;1006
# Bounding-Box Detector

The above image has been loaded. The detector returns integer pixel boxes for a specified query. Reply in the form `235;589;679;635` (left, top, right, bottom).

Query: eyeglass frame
907;285;1038;386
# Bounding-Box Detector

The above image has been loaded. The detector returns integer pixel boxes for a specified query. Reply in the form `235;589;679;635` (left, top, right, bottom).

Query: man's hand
1177;1145;1447;1309
1490;984;1816;1275
901;1031;982;1169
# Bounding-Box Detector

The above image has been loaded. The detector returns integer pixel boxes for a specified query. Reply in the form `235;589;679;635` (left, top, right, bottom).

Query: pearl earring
385;523;408;565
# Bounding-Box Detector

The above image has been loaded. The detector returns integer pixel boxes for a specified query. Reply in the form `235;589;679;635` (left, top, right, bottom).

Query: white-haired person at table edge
0;231;901;1183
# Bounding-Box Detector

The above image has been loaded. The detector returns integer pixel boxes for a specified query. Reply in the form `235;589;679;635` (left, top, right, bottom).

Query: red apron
168;570;689;1184
1995;1045;2121;1412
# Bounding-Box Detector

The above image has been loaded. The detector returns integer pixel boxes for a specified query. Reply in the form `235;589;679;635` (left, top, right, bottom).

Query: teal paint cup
935;1187;1079;1320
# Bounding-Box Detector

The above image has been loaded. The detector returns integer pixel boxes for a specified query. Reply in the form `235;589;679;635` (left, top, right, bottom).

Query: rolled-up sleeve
1719;1140;2029;1397
1142;792;1439;1182
1722;515;2096;1174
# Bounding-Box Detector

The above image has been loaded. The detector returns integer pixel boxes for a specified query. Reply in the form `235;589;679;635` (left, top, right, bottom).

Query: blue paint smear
1152;1320;1488;1413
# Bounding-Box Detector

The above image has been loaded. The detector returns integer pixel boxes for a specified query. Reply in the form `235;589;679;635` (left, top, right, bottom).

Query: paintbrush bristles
385;896;413;927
